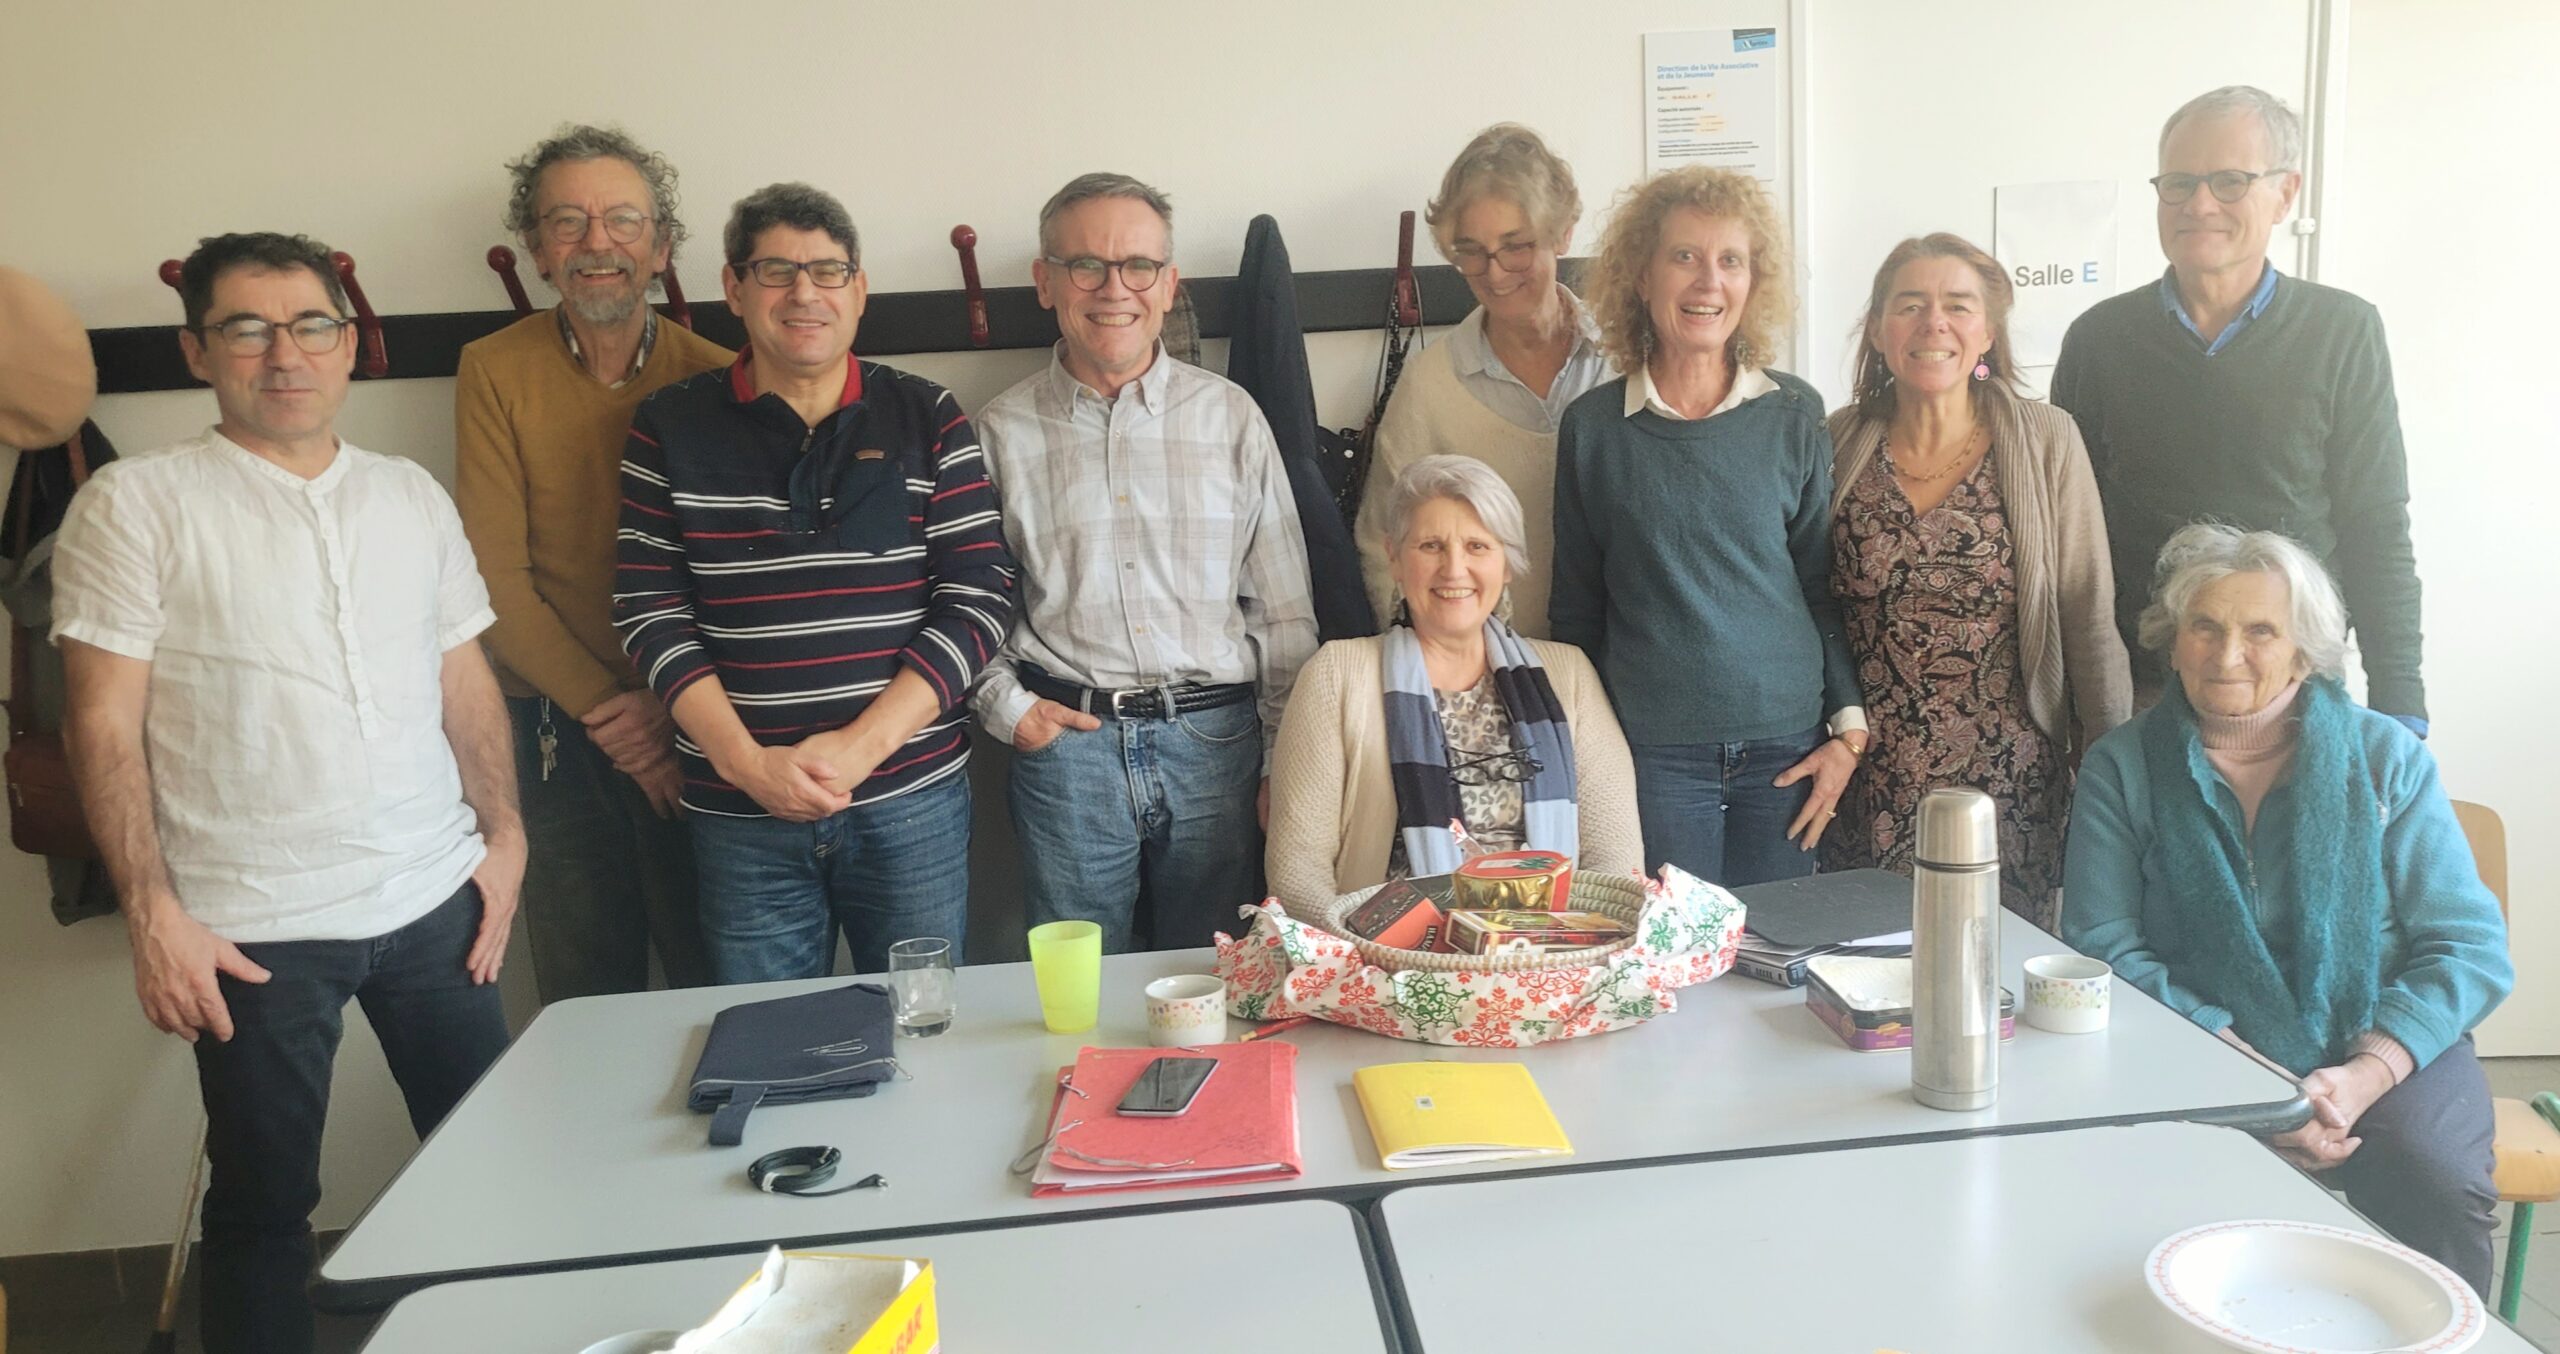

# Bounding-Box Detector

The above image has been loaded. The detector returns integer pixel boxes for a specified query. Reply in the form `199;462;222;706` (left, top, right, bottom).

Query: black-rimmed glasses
540;208;654;244
194;314;352;357
1448;744;1544;786
1043;255;1166;293
2149;170;2284;205
1449;239;1541;277
736;258;857;289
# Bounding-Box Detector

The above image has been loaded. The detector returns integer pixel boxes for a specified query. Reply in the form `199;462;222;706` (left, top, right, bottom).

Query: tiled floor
15;1058;2560;1352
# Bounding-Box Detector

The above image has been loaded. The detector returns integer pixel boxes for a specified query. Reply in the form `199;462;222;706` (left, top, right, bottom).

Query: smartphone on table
1115;1054;1218;1117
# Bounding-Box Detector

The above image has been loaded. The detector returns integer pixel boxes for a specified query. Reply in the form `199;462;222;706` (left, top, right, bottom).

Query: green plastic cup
1026;920;1103;1033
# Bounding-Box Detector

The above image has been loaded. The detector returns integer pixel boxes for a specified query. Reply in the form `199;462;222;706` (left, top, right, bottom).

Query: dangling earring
1973;351;1992;382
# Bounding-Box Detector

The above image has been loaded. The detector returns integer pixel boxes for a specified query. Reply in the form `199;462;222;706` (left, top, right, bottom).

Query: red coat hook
1392;210;1421;329
486;246;534;316
949;224;990;348
157;259;184;293
660;267;693;331
329;252;390;378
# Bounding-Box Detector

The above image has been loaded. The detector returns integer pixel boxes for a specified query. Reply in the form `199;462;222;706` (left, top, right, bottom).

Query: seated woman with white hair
1268;454;1640;921
2065;523;2512;1296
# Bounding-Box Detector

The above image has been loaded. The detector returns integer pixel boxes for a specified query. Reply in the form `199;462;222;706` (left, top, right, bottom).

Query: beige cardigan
1265;635;1644;923
1826;398;2131;750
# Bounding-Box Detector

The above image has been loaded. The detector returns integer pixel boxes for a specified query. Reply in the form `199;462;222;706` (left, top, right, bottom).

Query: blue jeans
690;773;972;982
1008;697;1264;954
1629;725;1826;887
193;883;510;1354
509;695;710;1001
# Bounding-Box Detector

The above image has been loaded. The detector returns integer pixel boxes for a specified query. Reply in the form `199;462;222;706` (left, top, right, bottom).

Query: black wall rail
88;265;1477;395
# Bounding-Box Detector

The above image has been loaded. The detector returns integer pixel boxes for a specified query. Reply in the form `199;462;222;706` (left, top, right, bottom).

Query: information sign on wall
1993;180;2120;368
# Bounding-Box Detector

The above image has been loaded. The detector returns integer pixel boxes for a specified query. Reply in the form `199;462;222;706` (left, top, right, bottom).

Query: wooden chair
2451;800;2560;1323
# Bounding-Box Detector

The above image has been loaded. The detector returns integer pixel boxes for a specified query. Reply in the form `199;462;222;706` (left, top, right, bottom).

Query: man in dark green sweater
2052;85;2426;734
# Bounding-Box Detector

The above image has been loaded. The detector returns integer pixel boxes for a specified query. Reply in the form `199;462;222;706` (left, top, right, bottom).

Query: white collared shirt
1444;287;1613;434
1623;361;1779;421
50;429;495;943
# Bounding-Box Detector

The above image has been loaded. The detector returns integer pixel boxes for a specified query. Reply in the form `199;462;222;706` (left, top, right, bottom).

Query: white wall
2324;0;2560;1054
8;0;2536;1261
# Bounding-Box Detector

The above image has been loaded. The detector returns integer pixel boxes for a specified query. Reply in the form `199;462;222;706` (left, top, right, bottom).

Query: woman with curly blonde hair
1549;166;1864;887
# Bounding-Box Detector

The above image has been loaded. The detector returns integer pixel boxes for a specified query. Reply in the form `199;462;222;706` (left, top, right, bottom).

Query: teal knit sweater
1549;372;1860;745
2062;695;2510;1070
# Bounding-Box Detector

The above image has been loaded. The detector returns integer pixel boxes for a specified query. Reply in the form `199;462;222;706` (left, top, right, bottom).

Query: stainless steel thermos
1911;787;2000;1111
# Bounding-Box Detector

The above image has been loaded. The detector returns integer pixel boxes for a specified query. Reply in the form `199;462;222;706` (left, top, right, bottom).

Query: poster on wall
1993;180;2119;368
1644;26;1790;214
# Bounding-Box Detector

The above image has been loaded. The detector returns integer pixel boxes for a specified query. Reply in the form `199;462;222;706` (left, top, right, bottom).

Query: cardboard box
676;1248;938;1354
1443;908;1632;957
1451;850;1575;912
1342;875;1453;951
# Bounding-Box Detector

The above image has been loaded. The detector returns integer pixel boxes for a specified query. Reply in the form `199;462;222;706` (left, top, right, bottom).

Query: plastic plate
2145;1219;2485;1353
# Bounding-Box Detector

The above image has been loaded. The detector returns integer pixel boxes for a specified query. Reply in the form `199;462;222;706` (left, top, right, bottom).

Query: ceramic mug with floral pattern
1145;974;1228;1047
2022;954;2112;1033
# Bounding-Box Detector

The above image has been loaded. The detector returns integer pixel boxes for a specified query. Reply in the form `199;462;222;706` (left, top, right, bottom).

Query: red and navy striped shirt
614;351;1016;817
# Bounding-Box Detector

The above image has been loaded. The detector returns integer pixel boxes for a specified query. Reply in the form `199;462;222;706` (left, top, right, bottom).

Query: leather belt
1015;664;1253;721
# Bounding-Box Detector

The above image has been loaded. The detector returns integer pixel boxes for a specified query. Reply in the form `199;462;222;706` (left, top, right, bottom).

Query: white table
356;1198;1386;1353
1375;1120;2534;1352
319;910;2300;1308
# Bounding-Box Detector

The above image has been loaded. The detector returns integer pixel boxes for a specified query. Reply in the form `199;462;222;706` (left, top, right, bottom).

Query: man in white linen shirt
970;173;1318;954
51;232;522;1354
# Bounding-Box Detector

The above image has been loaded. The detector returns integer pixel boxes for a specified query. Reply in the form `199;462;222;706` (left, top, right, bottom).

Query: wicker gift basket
1318;870;1649;973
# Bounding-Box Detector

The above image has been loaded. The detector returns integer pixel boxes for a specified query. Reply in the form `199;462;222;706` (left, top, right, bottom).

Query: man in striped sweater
615;183;1016;983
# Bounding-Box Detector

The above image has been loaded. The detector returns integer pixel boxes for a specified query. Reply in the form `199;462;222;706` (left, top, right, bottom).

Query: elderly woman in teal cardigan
2064;523;2511;1296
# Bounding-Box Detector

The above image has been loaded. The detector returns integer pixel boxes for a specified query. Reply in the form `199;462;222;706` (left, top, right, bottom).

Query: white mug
2022;954;2112;1033
1144;974;1228;1047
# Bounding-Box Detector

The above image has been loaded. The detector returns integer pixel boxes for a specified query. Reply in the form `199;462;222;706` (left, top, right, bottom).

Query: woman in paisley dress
1820;234;2131;925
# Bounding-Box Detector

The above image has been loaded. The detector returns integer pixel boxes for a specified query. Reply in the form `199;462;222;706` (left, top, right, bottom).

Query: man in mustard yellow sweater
455;125;731;1001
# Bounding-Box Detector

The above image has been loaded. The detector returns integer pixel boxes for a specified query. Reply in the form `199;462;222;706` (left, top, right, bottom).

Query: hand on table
1777;736;1861;850
2269;1059;2395;1171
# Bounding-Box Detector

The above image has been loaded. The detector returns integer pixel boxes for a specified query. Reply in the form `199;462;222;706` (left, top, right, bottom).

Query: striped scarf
1383;619;1579;875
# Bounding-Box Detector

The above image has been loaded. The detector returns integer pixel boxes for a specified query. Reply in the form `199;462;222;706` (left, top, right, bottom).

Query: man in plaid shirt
970;173;1318;953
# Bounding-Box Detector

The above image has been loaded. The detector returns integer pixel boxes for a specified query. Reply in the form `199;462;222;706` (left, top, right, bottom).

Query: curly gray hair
1375;454;1532;580
2137;523;2348;679
502;124;688;259
2159;85;2304;173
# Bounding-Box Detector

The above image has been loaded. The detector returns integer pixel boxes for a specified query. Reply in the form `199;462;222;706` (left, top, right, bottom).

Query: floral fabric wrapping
1214;866;1746;1047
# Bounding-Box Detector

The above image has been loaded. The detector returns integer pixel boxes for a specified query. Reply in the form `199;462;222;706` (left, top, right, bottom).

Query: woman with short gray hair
1269;455;1639;921
1352;123;1609;638
2065;523;2511;1294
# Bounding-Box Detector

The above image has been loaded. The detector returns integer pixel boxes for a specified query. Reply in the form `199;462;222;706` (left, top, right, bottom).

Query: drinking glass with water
887;937;956;1037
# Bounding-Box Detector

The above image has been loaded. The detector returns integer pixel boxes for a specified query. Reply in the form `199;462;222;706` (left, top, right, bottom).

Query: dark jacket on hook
1227;215;1375;642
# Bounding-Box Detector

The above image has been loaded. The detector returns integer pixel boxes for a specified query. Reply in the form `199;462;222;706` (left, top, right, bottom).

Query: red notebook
1028;1042;1302;1196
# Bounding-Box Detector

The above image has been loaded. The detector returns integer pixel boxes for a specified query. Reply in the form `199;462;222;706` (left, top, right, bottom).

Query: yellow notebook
1353;1062;1573;1169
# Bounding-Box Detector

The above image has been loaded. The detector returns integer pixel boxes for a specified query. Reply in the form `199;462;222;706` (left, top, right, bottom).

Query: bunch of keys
536;700;559;782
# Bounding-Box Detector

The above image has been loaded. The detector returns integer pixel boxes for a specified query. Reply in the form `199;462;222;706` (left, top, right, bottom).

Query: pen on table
1239;1016;1314;1042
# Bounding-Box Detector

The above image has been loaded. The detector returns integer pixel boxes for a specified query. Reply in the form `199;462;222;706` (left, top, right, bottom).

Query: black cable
747;1146;886;1198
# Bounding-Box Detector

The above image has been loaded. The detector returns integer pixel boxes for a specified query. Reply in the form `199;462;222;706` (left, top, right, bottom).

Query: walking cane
143;1118;209;1354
